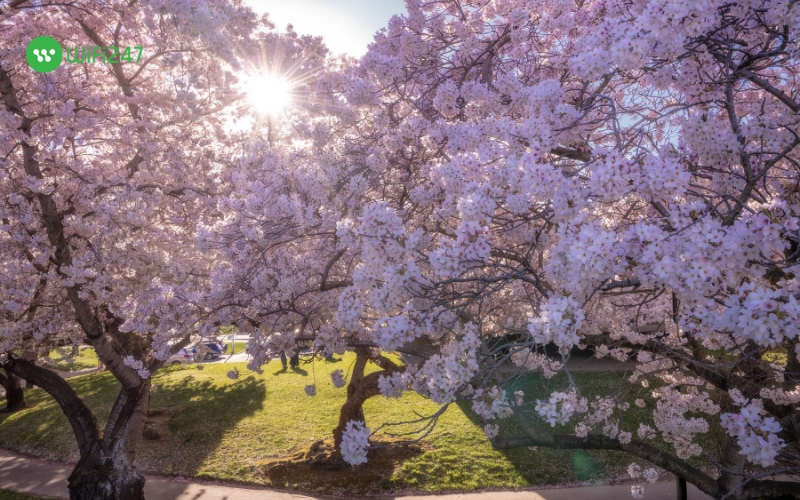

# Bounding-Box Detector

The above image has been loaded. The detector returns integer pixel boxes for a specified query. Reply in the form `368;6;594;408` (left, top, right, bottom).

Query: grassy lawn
0;353;704;494
224;342;248;354
48;347;98;372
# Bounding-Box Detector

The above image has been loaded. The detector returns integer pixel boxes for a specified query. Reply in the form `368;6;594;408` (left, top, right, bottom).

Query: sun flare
246;74;293;115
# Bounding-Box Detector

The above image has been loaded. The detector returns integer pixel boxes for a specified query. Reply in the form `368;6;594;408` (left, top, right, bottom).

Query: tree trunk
3;356;150;500
68;444;145;500
332;348;404;453
333;348;371;451
68;383;150;500
0;369;26;412
5;373;26;412
716;436;746;498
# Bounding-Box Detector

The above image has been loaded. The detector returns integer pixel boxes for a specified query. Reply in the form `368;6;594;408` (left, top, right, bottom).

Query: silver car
166;348;195;365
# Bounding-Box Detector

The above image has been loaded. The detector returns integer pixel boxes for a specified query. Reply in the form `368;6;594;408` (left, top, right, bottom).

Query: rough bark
332;347;404;453
3;356;149;500
68;382;150;500
68;445;146;500
0;369;25;412
717;436;747;499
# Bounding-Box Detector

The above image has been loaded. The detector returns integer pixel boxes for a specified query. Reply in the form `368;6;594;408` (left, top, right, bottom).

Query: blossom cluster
406;326;481;404
527;296;585;347
721;392;786;467
340;420;371;466
123;356;150;380
377;372;406;399
535;390;587;427
652;386;718;459
472;386;514;422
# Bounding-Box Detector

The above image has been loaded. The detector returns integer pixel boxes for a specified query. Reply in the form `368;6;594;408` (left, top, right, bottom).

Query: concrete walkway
0;450;713;500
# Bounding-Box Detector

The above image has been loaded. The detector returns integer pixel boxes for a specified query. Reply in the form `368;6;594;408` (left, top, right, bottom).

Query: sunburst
245;73;294;116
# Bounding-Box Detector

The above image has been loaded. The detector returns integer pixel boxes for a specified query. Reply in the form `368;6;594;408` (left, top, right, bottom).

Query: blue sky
244;0;407;56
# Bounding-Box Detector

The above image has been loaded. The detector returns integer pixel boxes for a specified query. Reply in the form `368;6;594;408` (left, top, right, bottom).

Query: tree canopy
3;0;800;499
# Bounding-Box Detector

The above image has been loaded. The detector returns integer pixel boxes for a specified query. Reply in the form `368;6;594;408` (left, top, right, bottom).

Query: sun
245;74;293;116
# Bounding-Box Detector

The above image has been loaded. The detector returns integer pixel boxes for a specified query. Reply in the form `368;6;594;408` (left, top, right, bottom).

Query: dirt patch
257;438;427;494
142;406;182;441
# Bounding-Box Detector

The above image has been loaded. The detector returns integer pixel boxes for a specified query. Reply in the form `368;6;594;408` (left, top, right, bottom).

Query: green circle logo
26;36;62;73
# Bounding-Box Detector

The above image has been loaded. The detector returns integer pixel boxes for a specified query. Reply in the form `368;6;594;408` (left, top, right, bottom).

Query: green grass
0;354;708;494
48;347;98;372
762;348;788;365
0;489;55;499
225;342;248;354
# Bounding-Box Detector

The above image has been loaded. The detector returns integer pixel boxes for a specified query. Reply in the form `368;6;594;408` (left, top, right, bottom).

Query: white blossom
340;420;370;465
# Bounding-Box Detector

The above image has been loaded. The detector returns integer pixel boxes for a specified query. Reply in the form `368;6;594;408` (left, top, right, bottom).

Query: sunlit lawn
224;342;248;355
47;347;98;372
0;353;700;494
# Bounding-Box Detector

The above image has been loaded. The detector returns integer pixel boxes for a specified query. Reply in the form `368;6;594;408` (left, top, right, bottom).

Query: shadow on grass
0;365;268;479
0;371;123;462
139;367;267;477
452;372;611;486
270;365;311;376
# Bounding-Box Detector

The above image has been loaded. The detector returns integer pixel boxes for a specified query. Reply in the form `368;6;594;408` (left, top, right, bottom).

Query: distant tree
198;27;419;459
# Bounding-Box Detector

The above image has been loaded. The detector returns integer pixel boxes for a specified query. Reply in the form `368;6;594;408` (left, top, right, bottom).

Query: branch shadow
0;371;122;462
452;372;614;487
290;366;308;376
137;368;267;477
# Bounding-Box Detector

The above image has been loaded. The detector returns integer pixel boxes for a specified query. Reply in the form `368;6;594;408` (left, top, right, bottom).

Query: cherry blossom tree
0;1;262;498
198;29;423;458
299;0;800;498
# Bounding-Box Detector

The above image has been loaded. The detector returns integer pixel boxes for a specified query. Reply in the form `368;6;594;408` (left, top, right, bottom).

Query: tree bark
68;444;145;500
69;381;150;500
3;356;149;500
332;347;404;453
333;348;372;451
0;369;26;412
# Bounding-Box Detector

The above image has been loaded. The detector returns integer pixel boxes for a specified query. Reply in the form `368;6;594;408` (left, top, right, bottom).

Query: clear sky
244;0;407;57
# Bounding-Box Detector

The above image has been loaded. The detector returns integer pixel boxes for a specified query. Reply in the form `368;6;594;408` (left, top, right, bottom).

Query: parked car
200;342;225;360
167;348;195;365
207;337;227;352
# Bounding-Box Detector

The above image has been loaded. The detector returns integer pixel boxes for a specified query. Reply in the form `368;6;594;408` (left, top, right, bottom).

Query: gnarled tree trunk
68;381;150;500
332;347;404;454
0;369;25;412
68;444;145;500
5;356;150;500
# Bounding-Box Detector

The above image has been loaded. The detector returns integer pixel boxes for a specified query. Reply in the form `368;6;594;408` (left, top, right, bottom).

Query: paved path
0;450;713;500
